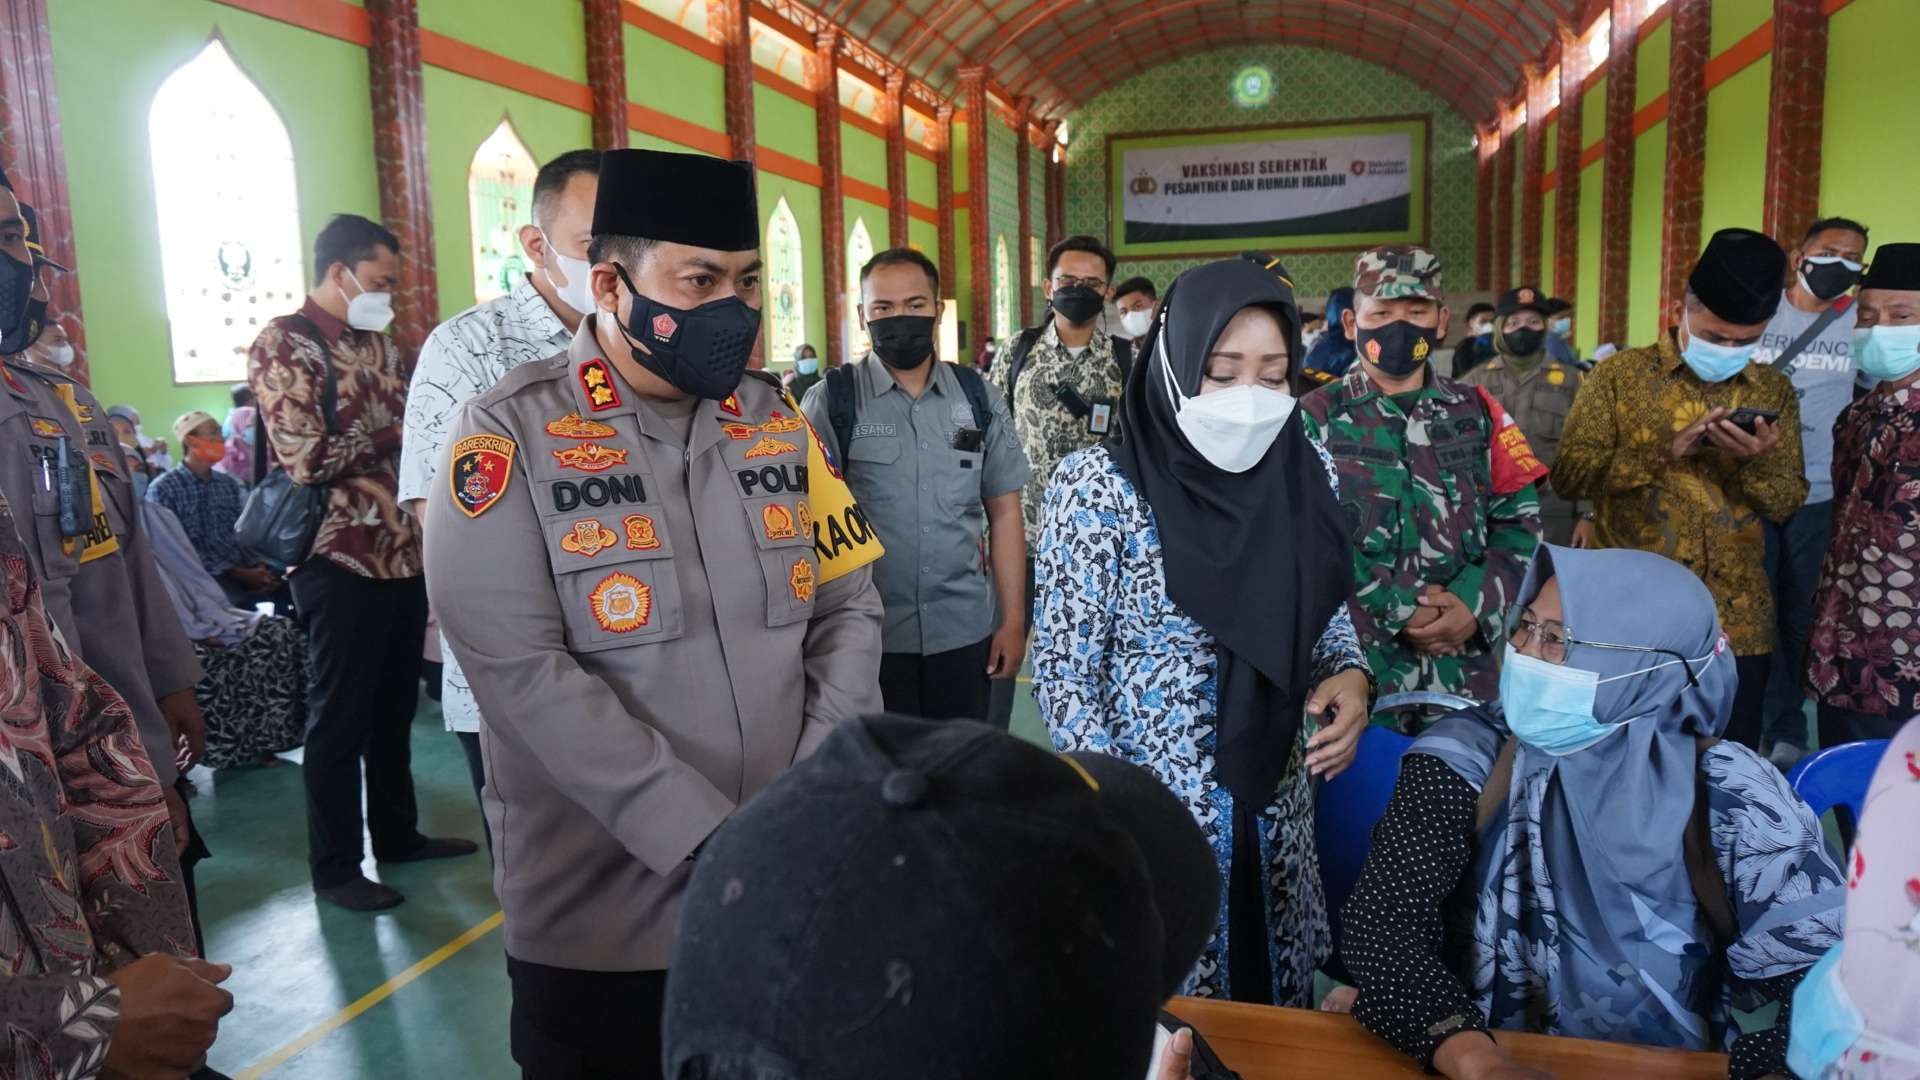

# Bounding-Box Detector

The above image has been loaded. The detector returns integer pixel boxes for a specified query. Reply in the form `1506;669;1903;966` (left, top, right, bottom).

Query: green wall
419;0;583;77
1699;59;1770;246
1820;0;1920;245
47;0;380;430
625;23;724;132
1063;44;1480;299
1576;161;1604;355
1629;123;1670;345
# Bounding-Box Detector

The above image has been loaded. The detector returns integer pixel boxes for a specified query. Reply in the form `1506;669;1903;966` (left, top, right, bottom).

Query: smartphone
951;427;984;453
1725;407;1779;434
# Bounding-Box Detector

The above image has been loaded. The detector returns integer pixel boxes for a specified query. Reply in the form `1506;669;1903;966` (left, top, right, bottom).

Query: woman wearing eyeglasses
1333;545;1844;1080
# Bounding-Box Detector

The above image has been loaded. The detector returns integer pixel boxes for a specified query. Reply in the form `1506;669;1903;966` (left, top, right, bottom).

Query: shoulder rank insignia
588;571;652;633
580;358;621;411
552;443;630;473
622;513;661;551
760;411;803;435
547;412;618;439
28;416;64;438
762;503;797;541
450;434;516;518
744;436;798;460
719;393;742;417
788;557;815;603
719;421;759;440
560;519;618;558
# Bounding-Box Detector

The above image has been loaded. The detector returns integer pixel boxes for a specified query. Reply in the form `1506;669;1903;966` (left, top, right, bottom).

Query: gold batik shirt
1551;332;1808;655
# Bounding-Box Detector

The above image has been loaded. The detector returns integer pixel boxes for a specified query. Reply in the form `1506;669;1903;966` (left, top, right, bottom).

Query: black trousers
456;730;493;860
1726;653;1770;751
986;557;1039;729
879;637;993;723
290;558;430;888
509;957;666;1080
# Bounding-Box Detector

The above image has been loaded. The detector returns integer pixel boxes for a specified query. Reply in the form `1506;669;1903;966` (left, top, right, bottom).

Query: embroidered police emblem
763;503;797;541
552;443;630;473
622;513;661;551
744;436;798;459
560;519;617;558
546;412;618;439
450;434;516;518
589;571;652;633
789;557;815;603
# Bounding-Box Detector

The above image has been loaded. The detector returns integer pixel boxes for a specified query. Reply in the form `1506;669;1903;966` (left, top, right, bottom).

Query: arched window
846;217;874;359
149;38;303;384
468;118;537;303
764;196;805;366
993;236;1012;341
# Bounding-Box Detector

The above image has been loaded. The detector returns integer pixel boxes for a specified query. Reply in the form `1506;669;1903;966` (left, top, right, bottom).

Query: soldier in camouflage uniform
1301;246;1545;720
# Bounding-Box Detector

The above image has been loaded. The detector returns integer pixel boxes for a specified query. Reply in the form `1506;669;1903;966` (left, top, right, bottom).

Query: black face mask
1800;259;1861;302
1355;319;1437;378
1050;285;1104;326
0;250;37;355
868;314;937;370
1501;328;1546;358
613;264;762;400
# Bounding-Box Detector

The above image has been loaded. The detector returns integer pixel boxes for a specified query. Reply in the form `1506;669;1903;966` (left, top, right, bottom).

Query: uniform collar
508;274;571;344
1340;363;1464;408
298;297;351;345
861;353;951;398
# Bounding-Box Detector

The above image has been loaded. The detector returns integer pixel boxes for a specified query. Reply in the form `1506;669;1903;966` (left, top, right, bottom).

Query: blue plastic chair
1315;724;1416;930
1786;739;1890;823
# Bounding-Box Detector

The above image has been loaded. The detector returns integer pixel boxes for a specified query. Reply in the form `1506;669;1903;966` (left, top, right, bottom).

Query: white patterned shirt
401;276;571;731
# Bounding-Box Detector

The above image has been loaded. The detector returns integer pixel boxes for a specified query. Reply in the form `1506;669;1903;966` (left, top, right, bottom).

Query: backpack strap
824;364;858;468
1474;737;1519;834
950;362;993;432
1685;736;1738;948
1002;326;1044;414
1112;334;1134;381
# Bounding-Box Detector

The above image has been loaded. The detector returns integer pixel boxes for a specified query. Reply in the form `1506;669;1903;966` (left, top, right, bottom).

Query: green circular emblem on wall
1232;65;1273;108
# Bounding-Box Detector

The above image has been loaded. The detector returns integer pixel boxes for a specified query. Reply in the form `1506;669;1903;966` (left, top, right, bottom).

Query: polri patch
547;411;618;439
560;519;618;558
589;571;652;633
580;358;621;411
744;436;798;460
450;434;517;518
622;513;661;551
762;503;797;541
552;443;630;473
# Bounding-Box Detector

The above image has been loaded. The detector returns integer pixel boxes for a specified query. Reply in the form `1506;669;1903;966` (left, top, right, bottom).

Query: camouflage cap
1353;245;1442;300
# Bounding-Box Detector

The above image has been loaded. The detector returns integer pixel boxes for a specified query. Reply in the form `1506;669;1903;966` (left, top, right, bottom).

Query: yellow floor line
235;910;504;1080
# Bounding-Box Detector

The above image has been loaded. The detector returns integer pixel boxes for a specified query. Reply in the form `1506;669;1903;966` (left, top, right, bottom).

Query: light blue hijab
1413;545;1746;1047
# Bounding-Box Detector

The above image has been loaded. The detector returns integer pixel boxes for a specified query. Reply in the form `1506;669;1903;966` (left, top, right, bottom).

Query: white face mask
1119;309;1154;339
41;343;75;368
541;230;594;317
1158;333;1295;473
1301;328;1325;351
341;267;395;333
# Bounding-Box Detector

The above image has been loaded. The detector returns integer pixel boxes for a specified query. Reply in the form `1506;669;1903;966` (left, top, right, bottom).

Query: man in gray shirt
1751;215;1868;768
802;248;1030;723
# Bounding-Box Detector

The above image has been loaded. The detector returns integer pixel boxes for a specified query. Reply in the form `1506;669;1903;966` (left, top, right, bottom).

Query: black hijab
1110;259;1354;807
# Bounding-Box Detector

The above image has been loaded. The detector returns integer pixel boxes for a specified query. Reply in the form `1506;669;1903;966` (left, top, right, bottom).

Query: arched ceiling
803;0;1582;123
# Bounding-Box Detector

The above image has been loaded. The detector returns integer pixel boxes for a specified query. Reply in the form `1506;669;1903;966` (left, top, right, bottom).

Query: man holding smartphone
1554;228;1809;749
802;248;1030;722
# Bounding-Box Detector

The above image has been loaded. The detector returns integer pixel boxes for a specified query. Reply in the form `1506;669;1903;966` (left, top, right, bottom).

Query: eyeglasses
1508;614;1700;687
1052;274;1107;291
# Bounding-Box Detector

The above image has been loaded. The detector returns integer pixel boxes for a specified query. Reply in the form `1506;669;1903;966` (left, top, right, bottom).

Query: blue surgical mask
795;355;821;375
1854;323;1920;381
1549;316;1572;338
1790;945;1920;1078
130;471;151;501
1680;313;1757;383
1498;646;1616;756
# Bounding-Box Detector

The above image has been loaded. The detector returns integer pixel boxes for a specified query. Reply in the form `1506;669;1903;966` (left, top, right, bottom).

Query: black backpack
824;361;993;467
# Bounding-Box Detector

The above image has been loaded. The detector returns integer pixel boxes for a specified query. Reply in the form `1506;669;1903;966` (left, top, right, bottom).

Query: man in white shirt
399;148;600;828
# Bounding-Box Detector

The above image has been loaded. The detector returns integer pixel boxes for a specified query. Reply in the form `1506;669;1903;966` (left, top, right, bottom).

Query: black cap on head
664;715;1213;1080
1688;227;1787;325
1543;296;1572;315
1861;243;1920;291
591;148;758;251
1495;285;1550;321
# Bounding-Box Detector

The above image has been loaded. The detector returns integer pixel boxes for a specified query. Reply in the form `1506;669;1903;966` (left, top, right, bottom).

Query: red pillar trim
1474;126;1495;292
813;29;847;364
1519;65;1548;288
1043;122;1064;249
1493;128;1516;295
366;0;438;360
1553;27;1585;304
0;0;88;381
1661;0;1711;324
937;103;956;308
1014;96;1033;326
582;0;628;150
1763;0;1828;245
884;70;909;248
1597;0;1640;348
712;0;755;162
959;66;990;351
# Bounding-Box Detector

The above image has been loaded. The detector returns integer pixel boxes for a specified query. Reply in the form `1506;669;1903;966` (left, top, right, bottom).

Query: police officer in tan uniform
0;176;211;911
1458;286;1589;545
426;149;883;1079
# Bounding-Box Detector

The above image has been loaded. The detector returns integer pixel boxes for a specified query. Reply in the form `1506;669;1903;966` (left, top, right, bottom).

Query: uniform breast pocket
939;448;985;514
844;436;901;496
1342;493;1398;555
541;509;685;654
29;483;80;579
759;547;819;629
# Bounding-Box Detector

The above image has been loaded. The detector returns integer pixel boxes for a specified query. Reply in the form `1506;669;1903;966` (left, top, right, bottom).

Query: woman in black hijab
1031;257;1371;1007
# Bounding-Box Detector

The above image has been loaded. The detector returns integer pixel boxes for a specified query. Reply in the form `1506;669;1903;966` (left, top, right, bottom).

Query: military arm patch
1475;386;1550;495
450;433;517;518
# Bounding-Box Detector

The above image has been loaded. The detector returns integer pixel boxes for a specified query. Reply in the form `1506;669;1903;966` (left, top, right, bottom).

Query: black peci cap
1861;243;1920;291
662;714;1217;1080
591;148;759;252
1495;285;1550;321
1688;227;1787;325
